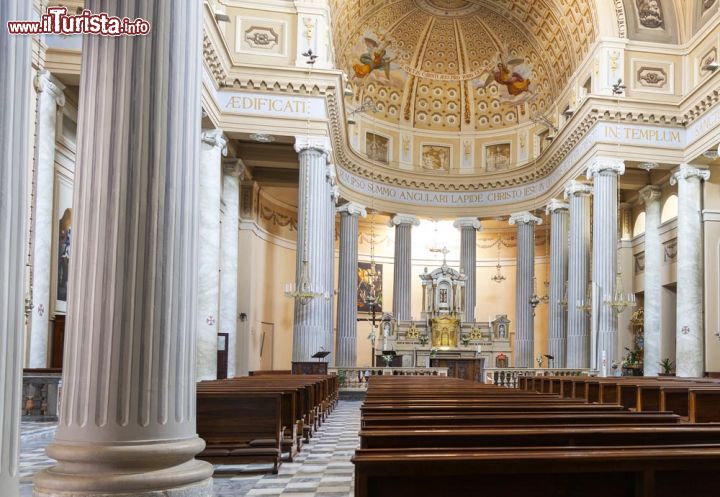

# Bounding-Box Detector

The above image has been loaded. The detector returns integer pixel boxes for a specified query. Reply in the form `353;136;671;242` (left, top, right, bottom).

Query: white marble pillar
454;218;482;323
196;129;226;381
33;2;213;496
326;177;339;357
565;181;593;369
587;158;624;376
509;212;542;367
1;2;31;494
28;71;65;368
220;159;244;378
335;202;366;367
640;186;662;376
391;214;420;321
670;164;710;377
546;200;569;367
292;136;334;362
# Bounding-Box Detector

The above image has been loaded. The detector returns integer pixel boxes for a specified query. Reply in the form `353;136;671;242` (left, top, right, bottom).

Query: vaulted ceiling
331;0;598;132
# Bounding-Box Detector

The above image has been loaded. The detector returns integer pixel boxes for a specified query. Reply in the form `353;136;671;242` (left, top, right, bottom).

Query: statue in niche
635;0;664;29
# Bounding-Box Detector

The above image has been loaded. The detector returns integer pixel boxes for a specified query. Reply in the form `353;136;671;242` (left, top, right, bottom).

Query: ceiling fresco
331;0;597;132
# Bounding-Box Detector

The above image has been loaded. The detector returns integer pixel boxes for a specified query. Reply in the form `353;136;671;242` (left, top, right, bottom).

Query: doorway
217;333;229;379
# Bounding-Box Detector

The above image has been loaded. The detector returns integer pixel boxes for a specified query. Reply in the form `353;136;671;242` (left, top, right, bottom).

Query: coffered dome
332;0;597;132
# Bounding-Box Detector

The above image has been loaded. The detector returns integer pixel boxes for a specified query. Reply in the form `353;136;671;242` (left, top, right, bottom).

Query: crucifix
430;246;450;265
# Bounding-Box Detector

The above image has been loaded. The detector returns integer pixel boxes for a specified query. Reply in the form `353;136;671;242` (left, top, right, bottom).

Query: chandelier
604;271;637;313
558;281;568;308
491;239;506;283
285;52;325;306
576;282;592;314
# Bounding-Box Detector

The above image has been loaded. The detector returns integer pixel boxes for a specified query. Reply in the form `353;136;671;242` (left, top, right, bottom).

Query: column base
33;438;213;497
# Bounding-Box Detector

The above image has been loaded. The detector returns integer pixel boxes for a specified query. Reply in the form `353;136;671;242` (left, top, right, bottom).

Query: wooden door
50;315;65;369
217;333;229;379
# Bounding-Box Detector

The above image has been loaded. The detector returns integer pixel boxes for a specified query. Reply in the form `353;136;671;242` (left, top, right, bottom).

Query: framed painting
357;261;383;313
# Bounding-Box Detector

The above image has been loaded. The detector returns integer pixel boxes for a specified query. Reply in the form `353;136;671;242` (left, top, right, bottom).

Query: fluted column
292;136;334;362
565;180;593;369
220;159;245;378
28;71;65;368
196;129;226;381
33;2;213;496
509;212;542;367
546;200;569;367
454;218;482;322
391;214;420;321
1;2;31;495
587;158;624;376
326;180;338;357
640;186;662;376
670;164;710;377
335;202;367;367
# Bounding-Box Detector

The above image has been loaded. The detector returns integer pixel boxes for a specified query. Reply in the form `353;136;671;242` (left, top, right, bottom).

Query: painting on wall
54;177;73;314
485;143;511;172
349;31;406;88
422;145;451;172
357;262;383;313
471;51;535;104
366;132;389;164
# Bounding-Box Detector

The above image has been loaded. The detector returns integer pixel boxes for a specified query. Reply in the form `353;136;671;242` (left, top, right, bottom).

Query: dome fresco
332;0;597;133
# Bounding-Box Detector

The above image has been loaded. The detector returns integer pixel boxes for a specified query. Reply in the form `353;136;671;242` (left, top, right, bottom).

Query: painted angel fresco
473;53;535;102
353;36;394;79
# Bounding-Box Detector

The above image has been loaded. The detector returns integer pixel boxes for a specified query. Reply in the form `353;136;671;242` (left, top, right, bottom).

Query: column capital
586;157;625;179
201;128;228;156
564;180;593;199
222;157;246;179
639;185;661;203
389;213;420;227
35;70;66;106
509;211;542;226
670;163;711;185
326;163;337;186
330;185;340;204
545;199;569;214
337;202;367;217
294;135;332;157
453;217;482;230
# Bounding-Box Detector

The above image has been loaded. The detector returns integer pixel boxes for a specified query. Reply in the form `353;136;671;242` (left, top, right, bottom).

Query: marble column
28;71;65;368
587;158;624;376
454;218;482;323
292;137;334;362
1;2;32;495
546;200;569;367
564;180;593;369
335;202;366;367
220;159;245;379
326;176;339;357
509;212;542;367
670;164;710;377
33;2;213;496
390;214;420;321
640;186;662;376
196;129;226;381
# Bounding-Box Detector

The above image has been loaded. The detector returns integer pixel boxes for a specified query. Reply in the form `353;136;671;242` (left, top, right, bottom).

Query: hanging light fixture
559;280;569;308
491;238;506;283
529;276;542;311
577;282;593;314
285;51;324;306
605;270;637;313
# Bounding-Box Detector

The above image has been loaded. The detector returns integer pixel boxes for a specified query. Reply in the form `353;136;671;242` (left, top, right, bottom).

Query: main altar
375;257;513;377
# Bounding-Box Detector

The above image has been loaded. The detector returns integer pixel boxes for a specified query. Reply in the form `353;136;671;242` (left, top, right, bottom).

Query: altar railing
483;368;593;387
330;367;449;390
22;369;62;421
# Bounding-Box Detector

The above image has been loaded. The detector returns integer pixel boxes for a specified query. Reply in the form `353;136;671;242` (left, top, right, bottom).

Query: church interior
4;0;720;496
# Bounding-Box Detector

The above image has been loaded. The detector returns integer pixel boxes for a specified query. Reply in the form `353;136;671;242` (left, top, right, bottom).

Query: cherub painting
473;51;535;103
349;32;405;87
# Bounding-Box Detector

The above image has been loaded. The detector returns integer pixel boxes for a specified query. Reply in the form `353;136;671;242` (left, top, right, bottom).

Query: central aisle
213;399;361;497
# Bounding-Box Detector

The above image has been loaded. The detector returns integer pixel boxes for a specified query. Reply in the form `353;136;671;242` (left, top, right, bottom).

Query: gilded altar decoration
431;315;460;348
469;327;482;340
406;323;420;341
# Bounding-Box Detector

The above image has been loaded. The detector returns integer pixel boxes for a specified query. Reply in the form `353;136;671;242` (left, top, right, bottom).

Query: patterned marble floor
18;400;361;497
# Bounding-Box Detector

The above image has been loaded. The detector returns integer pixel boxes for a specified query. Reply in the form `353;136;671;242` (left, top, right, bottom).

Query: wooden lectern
292;351;330;375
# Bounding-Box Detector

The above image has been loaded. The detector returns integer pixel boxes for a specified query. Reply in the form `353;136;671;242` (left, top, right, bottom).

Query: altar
376;257;513;376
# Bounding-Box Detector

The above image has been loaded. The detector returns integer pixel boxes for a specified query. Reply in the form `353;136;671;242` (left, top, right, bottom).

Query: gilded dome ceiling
331;0;597;132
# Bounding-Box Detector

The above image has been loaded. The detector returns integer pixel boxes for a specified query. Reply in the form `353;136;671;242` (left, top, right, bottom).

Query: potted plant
659;358;675;377
419;335;429;346
460;335;470;347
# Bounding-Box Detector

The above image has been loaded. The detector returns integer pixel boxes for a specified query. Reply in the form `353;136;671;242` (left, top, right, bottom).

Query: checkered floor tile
18;400;361;497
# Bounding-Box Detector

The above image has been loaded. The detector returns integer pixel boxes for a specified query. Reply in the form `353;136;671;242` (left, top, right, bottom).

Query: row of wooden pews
522;375;720;422
352;375;720;497
196;374;338;473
